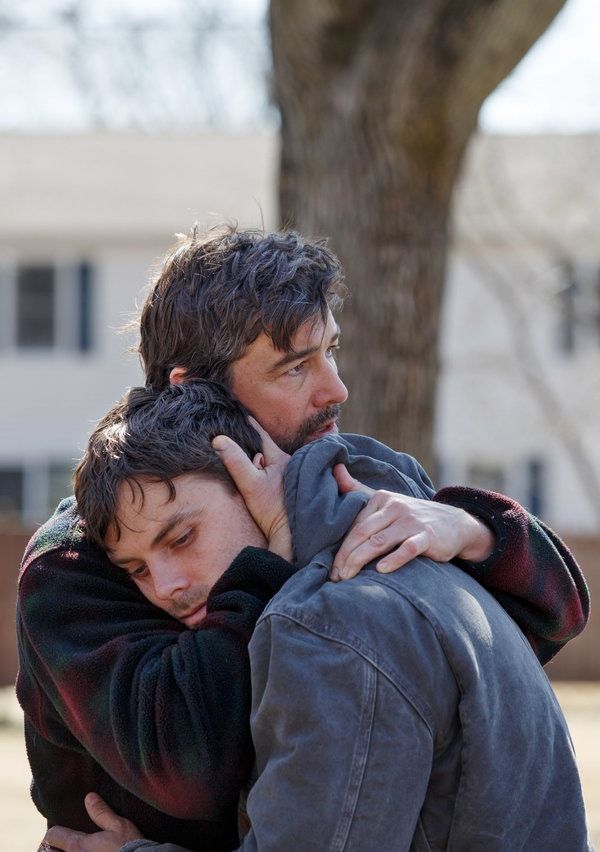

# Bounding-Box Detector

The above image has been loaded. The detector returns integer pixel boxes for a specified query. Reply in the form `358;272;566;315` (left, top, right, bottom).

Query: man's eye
129;564;148;579
286;361;306;376
173;530;192;548
326;344;340;358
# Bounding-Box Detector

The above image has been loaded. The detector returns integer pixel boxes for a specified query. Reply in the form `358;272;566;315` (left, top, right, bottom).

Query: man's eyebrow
150;509;199;548
269;327;340;373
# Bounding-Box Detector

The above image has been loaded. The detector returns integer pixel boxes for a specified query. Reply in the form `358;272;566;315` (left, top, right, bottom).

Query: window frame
0;259;94;354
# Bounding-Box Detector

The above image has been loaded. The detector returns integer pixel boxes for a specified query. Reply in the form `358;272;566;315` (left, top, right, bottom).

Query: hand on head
213;417;293;562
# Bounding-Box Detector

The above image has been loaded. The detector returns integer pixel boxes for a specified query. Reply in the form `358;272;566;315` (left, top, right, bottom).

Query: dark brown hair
74;380;261;548
138;225;346;389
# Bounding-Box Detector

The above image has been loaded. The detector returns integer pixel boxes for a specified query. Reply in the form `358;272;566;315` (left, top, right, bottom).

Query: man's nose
150;559;191;601
313;362;348;409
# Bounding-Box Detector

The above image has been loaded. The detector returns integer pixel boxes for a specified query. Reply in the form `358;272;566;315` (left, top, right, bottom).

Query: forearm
267;524;293;562
434;486;589;663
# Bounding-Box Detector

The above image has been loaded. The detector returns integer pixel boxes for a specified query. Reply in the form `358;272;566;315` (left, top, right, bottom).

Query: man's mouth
179;603;207;628
300;404;341;446
307;420;339;440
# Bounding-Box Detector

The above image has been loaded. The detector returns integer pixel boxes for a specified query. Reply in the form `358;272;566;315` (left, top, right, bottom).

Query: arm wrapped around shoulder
434;485;589;664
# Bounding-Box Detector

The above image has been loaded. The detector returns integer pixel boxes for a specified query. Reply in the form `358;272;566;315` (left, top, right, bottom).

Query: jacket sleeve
17;544;295;821
434;486;590;664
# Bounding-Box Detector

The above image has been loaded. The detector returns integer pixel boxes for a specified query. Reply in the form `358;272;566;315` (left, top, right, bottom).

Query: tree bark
270;0;566;471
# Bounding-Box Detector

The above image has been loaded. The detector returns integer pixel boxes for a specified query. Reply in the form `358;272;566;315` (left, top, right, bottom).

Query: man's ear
169;367;187;385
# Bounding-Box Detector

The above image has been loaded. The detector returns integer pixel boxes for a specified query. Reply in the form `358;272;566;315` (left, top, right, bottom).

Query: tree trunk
270;0;566;472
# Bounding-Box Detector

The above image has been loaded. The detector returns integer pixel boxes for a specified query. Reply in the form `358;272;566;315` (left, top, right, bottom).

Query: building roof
0;132;277;246
453;134;600;254
1;131;598;253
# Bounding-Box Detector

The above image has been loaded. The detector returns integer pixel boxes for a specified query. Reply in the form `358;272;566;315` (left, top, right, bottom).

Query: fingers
214;432;287;541
331;489;484;582
331;496;395;576
376;532;431;572
247;415;271;444
332;525;431;581
212;435;258;495
332;464;374;496
252;453;265;470
43;800;142;852
332;463;358;494
247;416;290;466
84;793;121;832
331;519;395;580
44;825;84;851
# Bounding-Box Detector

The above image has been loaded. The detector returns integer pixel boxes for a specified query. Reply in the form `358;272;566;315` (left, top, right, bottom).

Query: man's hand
330;465;495;581
42;793;143;851
213;418;293;562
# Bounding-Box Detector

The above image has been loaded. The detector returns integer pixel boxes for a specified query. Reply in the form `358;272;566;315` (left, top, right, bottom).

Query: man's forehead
115;475;172;513
265;311;339;359
290;312;339;348
112;474;213;527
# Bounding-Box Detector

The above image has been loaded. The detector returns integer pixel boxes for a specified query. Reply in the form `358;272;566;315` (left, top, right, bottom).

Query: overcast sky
0;0;598;133
482;0;600;132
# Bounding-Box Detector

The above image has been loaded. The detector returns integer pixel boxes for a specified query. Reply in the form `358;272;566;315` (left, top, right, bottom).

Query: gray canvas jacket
124;434;590;852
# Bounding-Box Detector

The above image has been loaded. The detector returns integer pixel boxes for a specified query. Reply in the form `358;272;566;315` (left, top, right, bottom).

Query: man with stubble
18;227;588;851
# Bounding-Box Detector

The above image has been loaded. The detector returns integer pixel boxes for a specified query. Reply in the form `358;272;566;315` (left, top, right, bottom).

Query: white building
0;133;276;524
438;135;600;534
1;132;598;534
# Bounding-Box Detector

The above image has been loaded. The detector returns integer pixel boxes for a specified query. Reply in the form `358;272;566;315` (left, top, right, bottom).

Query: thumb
247;416;290;466
333;463;374;497
84;792;123;831
213;435;257;495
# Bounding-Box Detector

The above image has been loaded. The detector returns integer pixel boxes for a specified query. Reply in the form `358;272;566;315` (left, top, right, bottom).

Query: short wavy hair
138;225;346;389
74;380;261;548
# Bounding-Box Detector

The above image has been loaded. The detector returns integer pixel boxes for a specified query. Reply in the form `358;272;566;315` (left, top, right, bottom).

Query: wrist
457;512;495;563
268;526;293;562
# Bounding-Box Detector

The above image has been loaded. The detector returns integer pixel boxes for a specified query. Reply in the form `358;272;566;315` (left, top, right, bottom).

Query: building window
78;262;93;352
0;462;75;525
0;468;23;517
466;463;505;494
1;261;94;353
557;263;577;355
526;457;545;519
556;259;600;354
17;265;56;348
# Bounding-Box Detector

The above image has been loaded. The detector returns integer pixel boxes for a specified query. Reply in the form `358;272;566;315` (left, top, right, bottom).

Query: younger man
47;380;590;851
